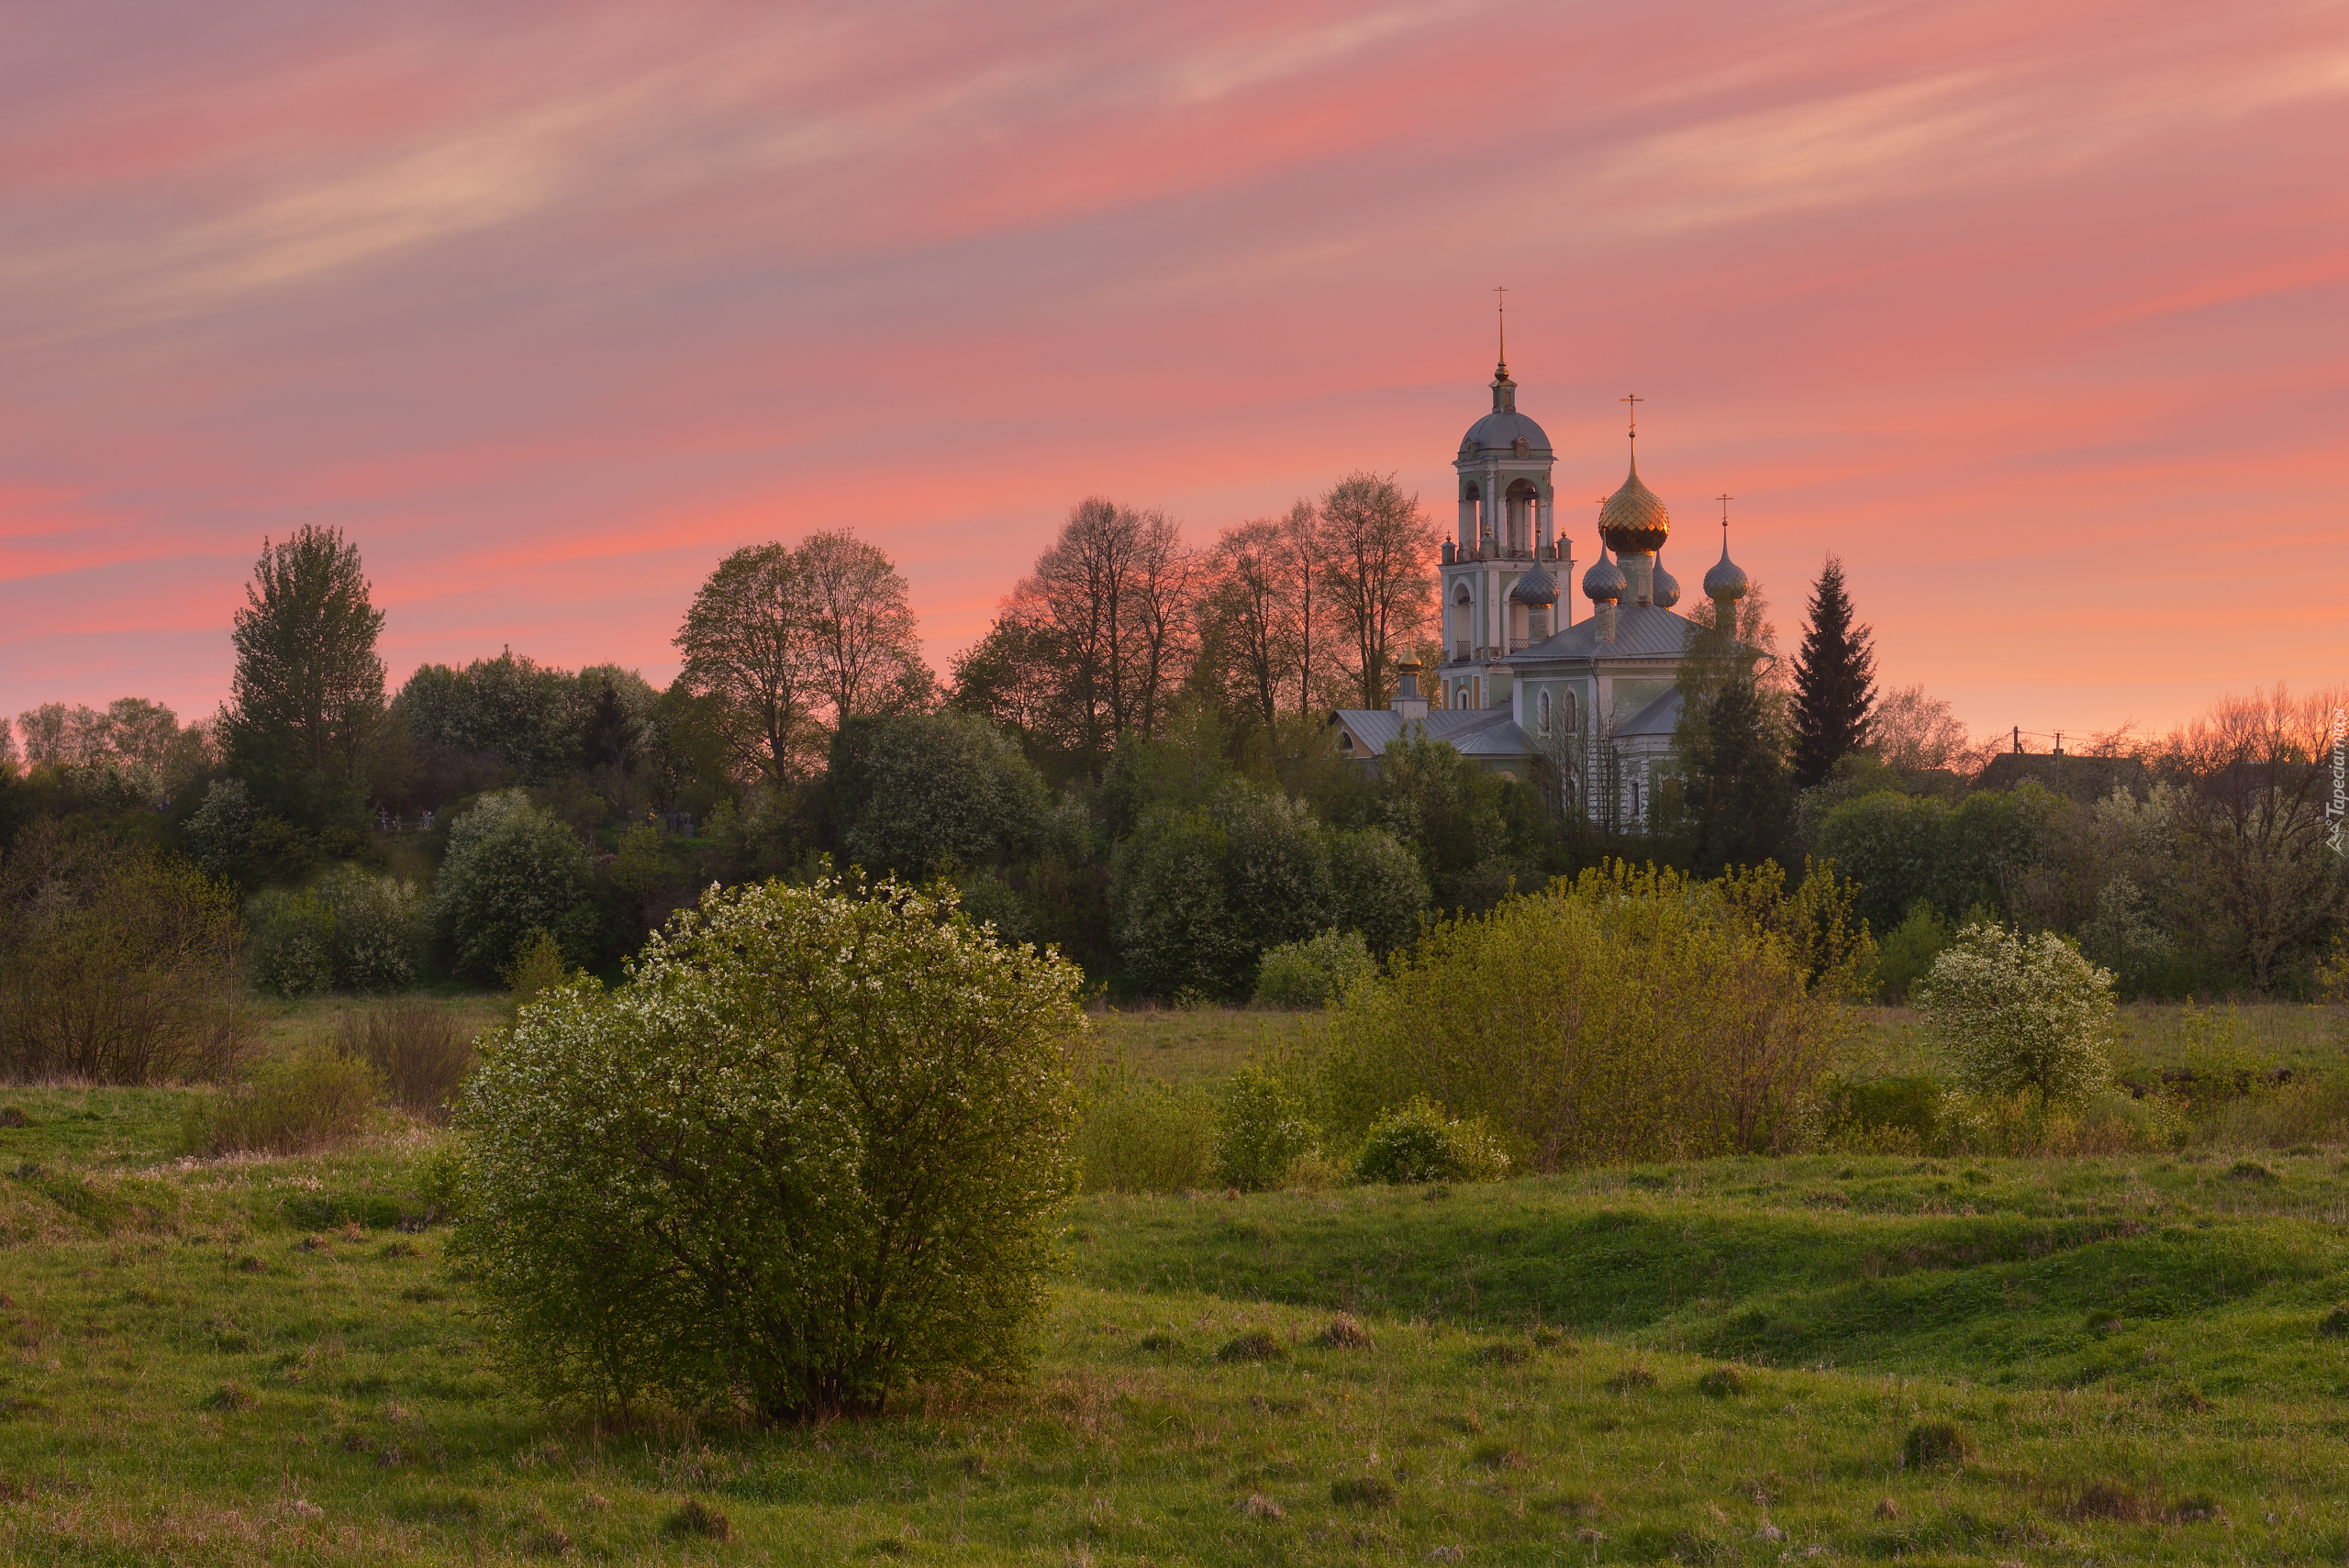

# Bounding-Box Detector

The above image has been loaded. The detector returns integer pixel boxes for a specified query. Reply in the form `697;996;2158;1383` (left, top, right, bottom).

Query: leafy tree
222;526;387;818
429;791;596;979
1110;806;1251;998
1789;556;1876;789
451;876;1083;1418
1676;633;1792;874
1209;1065;1319;1191
833;712;1050;880
1252;929;1376;1008
1326;825;1431;956
1320;472;1435;709
1914;922;2116;1106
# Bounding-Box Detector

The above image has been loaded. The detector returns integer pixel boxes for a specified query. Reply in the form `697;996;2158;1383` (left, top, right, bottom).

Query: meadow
4;1005;2349;1564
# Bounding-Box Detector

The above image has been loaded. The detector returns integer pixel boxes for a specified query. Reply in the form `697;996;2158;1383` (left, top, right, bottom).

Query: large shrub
836;713;1050;879
1352;1096;1509;1184
1;851;247;1084
1317;862;1866;1168
1111;783;1427;1000
184;777;257;877
1914;922;2116;1106
1253;929;1375;1009
429;790;596;979
313;864;423;990
1209;1064;1319;1192
451;876;1084;1418
246;887;338;997
338;1000;474;1120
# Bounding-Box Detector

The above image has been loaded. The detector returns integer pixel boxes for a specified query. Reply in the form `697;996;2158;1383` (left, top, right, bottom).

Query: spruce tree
1684;660;1792;874
1789;556;1876;789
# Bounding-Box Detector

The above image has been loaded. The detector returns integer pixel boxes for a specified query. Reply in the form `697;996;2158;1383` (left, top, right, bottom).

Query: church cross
1493;285;1508;367
1716;493;1733;525
1620;393;1642;435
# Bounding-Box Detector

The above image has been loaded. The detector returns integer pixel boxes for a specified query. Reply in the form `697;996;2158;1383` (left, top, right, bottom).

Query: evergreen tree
1789;556;1876;789
223;525;387;821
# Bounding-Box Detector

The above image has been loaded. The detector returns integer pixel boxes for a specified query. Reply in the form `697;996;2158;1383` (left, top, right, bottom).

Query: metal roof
1616;687;1684;739
1508;603;1695;664
1328;706;1534;760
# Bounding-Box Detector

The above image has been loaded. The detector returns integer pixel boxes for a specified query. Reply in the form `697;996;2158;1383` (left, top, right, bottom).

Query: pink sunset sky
3;0;2344;744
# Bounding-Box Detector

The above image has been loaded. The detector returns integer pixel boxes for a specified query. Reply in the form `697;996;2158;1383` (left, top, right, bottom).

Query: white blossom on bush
1914;922;2117;1106
450;873;1084;1419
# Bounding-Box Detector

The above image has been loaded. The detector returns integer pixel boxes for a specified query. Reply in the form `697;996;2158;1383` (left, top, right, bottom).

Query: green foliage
500;929;569;1009
0;851;247;1084
1820;1074;1946;1152
451;875;1083;1418
220;524;387;821
1874;900;1951;1003
429;791;596;980
245;887;337;997
1350;1096;1508;1184
183;1042;381;1155
1789;557;1877;790
1319;862;1862;1167
248;865;422;996
1915;923;2117;1106
1113;783;1424;1000
183;777;257;878
1074;1062;1214;1193
1209;1064;1318;1192
1674;616;1793;874
1325;826;1430;956
833;712;1049;878
1252;929;1375;1009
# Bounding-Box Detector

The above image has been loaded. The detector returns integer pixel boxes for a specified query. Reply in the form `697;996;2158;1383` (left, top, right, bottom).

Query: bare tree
675;543;821;785
797;530;933;725
1008;496;1196;766
1871;685;1976;773
2158;684;2348;992
1278;498;1328;716
1198;517;1292;734
1319;472;1435;709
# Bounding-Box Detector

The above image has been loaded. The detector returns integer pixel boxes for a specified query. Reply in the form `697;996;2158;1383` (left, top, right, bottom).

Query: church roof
1329;705;1534;760
1459;408;1553;459
1507;603;1694;665
1616;687;1684;739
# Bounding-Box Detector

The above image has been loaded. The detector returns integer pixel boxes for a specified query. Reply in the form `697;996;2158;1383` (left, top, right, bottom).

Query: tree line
2;486;2343;1064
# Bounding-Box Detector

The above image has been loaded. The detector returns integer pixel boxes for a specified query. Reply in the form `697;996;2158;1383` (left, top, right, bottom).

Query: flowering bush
451;875;1084;1419
1351;1096;1509;1184
246;888;337;997
1914;923;2116;1106
313;864;422;991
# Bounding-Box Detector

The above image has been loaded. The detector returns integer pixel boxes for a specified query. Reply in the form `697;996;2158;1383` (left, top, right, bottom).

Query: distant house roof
1328;706;1535;763
1508;603;1693;664
1975;752;2149;801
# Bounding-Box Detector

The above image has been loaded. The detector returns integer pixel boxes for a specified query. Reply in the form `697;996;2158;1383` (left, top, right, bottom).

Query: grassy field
6;1006;2349;1563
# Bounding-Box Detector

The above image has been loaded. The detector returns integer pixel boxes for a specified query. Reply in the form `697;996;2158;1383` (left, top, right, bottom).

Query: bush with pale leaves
451;875;1084;1419
1914;923;2116;1106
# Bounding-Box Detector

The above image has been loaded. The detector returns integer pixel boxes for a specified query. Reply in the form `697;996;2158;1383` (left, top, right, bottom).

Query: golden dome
1598;459;1669;553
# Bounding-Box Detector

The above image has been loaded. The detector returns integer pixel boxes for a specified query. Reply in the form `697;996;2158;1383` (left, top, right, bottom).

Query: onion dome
1703;532;1749;600
1650;550;1681;609
1509;562;1558;606
1598;459;1670;553
1582;545;1625;604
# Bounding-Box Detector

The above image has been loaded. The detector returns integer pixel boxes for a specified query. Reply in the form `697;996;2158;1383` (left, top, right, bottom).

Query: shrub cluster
1315;862;1867;1168
184;1041;382;1155
1351;1096;1508;1184
1252;929;1375;1009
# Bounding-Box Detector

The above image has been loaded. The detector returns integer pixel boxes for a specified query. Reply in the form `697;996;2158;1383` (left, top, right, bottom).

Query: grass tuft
1473;1340;1531;1366
1314;1313;1375;1350
1216;1329;1284;1363
202;1382;256;1412
1696;1365;1746;1397
662;1498;731;1541
1330;1476;1397;1508
2065;1477;2147;1521
2228;1159;2279;1184
2319;1303;2349;1338
1605;1367;1656;1393
1242;1493;1285;1521
1903;1420;1972;1470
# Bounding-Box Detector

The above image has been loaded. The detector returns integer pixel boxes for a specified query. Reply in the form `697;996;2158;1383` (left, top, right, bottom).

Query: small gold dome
1598;461;1669;553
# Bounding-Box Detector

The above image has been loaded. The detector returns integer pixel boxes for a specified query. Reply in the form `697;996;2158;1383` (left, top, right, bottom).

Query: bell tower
1439;298;1569;710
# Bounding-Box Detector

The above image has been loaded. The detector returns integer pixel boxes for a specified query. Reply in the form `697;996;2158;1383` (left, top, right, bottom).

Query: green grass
6;1002;2349;1562
1847;1001;2346;1081
1086;1003;1311;1086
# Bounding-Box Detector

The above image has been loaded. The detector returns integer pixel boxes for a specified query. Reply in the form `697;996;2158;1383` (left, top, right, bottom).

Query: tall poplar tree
224;525;387;818
1789;556;1876;790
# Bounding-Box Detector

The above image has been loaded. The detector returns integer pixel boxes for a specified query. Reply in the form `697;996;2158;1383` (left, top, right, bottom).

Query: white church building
1329;352;1752;826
